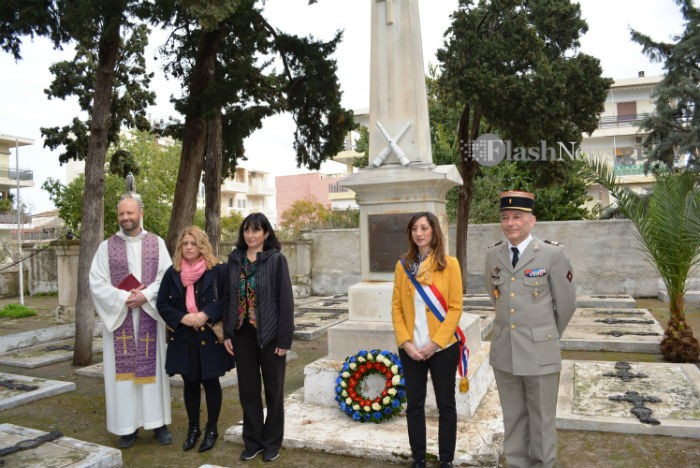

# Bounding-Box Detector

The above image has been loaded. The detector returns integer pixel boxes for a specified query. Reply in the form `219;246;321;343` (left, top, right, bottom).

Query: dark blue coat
157;263;234;380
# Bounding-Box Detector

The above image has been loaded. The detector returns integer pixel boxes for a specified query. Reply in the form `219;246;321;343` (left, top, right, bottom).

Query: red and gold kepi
500;190;535;212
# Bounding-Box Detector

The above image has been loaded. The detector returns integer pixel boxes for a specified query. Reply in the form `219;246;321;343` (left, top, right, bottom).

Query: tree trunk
455;103;479;292
165;28;223;254
204;110;222;256
660;291;700;362
73;16;122;366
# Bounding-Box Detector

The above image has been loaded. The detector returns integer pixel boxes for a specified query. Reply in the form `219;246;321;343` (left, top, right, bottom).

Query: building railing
0;166;33;181
328;183;349;193
0;213;32;224
248;184;274;196
597;113;649;128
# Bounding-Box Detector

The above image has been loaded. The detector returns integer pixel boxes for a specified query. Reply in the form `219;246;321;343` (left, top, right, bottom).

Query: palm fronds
581;159;700;362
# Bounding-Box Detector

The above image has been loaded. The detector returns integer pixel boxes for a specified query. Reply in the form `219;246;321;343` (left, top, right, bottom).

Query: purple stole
108;233;159;384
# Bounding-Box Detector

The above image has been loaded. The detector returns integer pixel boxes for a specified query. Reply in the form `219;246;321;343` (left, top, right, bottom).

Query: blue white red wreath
335;349;406;423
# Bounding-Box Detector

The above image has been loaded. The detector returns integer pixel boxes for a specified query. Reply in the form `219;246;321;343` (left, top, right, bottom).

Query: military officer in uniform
485;190;576;468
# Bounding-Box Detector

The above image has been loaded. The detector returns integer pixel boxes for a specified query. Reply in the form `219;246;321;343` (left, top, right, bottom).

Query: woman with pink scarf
157;226;234;453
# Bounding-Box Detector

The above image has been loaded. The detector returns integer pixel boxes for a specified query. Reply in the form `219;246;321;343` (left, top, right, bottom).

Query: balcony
0;166;34;189
0;213;32;224
597;113;649;129
247;184;274;196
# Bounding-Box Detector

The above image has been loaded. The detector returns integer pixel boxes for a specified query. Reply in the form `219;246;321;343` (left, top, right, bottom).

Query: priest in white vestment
89;195;173;448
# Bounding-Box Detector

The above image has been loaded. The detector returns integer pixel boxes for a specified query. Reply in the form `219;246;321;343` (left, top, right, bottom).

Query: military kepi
500;190;535;212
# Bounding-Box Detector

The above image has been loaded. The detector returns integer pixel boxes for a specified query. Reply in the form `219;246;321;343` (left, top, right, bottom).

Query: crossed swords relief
371;121;411;167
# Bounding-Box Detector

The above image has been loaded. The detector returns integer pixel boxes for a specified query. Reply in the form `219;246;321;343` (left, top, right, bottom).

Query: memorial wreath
335;349;406;423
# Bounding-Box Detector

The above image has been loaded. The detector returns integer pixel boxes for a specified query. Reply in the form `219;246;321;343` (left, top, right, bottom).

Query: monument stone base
314;313;492;419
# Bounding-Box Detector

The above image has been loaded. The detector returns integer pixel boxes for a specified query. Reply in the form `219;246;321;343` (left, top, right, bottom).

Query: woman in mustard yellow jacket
392;211;463;468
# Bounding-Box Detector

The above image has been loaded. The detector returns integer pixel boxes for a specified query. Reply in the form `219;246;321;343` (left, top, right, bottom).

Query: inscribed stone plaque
369;213;415;272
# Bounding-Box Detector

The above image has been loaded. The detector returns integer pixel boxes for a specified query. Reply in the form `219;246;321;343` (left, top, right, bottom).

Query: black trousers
232;322;286;452
400;344;459;462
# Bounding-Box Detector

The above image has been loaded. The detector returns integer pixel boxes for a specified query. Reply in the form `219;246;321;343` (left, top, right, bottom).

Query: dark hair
235;212;281;251
402;211;447;271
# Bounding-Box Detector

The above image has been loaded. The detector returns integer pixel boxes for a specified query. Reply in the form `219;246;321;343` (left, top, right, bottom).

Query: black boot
182;423;201;451
198;424;218;452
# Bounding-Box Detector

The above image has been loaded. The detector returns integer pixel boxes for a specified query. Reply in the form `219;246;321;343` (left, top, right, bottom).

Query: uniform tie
511;247;519;267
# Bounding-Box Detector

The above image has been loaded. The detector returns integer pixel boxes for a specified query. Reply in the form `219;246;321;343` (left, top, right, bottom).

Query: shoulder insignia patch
489;240;503;248
544;240;562;246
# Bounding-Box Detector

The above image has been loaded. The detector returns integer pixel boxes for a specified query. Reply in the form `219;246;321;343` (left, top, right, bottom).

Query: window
228;198;233;208
617;102;637;122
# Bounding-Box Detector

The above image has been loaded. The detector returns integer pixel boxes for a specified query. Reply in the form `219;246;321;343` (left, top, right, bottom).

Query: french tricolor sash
401;259;470;393
108;233;159;384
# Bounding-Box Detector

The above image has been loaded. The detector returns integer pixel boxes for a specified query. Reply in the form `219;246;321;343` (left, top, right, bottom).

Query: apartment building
198;165;277;226
0;134;34;229
581;72;661;209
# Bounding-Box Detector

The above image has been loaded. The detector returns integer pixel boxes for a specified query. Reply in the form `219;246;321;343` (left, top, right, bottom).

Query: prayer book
116;274;142;291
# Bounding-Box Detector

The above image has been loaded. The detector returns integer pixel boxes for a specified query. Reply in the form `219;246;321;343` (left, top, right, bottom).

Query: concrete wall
0;219;682;299
28;245;58;294
295;219;668;298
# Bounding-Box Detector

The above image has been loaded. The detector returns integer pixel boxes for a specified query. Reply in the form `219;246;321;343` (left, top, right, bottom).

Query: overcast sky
0;0;686;213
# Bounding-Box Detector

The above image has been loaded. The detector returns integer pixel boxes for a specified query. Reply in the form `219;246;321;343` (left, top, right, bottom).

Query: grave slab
296;295;348;313
0;338;103;368
293;307;348;341
561;308;664;353
658;289;700;304
557;360;700;438
0;423;121;468
224;385;503;467
0;372;75;411
575;294;637;309
0;322;103;354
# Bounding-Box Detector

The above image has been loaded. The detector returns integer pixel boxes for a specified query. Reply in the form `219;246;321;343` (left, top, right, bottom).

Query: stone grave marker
0;372;75;411
0;338;103;369
561;308;664;353
0;423;121;467
557;360;700;438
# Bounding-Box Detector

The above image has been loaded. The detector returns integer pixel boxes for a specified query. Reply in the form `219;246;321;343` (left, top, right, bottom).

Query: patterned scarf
180;257;206;314
410;250;433;281
237;256;257;328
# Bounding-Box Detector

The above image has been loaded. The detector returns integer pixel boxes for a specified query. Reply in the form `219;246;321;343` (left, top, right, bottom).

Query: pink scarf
180;257;207;314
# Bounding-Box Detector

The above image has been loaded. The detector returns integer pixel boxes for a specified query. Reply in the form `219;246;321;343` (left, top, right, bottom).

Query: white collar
508;234;533;254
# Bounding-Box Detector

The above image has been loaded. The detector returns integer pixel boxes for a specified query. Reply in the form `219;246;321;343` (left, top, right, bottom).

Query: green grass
0;303;38;318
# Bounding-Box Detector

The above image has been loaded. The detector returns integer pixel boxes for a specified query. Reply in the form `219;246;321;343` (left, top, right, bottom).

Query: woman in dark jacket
157;226;234;453
223;213;294;463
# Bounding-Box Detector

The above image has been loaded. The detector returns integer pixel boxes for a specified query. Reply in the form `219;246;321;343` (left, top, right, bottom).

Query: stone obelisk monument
278;1;491;449
326;0;463;358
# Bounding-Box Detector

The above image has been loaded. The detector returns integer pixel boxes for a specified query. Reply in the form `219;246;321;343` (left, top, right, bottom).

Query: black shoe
117;429;138;449
411;460;426;468
240;447;263;461
263;448;279;462
182;424;201;451
198;425;218;452
153;425;173;445
440;462;454;468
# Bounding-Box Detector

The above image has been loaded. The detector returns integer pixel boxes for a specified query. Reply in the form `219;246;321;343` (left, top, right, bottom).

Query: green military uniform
485;236;576;468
